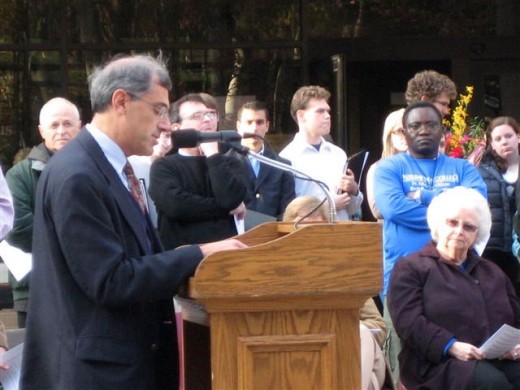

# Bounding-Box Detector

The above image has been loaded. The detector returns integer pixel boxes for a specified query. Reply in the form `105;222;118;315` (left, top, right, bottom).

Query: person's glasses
182;111;218;122
406;122;440;132
128;93;169;120
434;99;451;108
445;218;478;233
391;128;405;135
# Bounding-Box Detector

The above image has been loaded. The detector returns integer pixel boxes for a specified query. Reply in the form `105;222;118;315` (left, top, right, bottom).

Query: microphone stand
228;143;337;223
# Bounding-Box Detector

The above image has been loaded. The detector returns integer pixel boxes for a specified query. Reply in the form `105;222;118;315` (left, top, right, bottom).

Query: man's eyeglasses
128;93;169;120
406;122;440;132
182;111;218;122
445;218;478;233
434;99;451;108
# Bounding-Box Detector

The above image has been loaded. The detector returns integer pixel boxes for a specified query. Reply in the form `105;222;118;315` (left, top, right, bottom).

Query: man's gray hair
88;54;172;113
427;186;491;248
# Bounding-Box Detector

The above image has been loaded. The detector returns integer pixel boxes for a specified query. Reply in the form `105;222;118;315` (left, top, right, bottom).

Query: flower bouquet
444;86;486;165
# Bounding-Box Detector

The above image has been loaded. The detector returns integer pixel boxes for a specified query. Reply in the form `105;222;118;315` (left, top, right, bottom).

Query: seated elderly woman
388;186;520;389
283;195;390;390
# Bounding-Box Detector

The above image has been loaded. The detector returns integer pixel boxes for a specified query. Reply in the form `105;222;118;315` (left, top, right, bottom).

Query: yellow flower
445;85;485;161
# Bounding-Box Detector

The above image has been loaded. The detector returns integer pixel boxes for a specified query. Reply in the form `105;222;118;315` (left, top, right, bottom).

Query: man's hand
406;190;421;201
229;202;246;220
200;238;248;258
499;343;520;361
334;193;351;211
448;341;485;361
152;130;172;160
198;142;219;157
0;346;8;370
339;169;359;196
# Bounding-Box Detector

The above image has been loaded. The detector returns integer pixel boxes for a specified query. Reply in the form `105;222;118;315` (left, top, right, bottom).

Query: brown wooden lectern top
181;221;382;389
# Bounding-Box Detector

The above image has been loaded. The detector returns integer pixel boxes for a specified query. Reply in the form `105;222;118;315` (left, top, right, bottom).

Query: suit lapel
254;148;279;190
235;152;256;189
77;130;153;254
255;163;269;190
145;212;163;253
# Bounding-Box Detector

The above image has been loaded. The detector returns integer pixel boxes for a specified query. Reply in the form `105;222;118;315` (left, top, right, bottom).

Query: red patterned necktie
123;161;147;214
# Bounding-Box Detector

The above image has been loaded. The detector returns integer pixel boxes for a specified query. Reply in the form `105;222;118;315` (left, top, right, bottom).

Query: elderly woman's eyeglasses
391;128;406;135
445;218;478;233
128;93;169;120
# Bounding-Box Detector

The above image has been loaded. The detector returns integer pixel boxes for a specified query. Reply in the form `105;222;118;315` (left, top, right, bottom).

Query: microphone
227;142;338;223
171;129;254;148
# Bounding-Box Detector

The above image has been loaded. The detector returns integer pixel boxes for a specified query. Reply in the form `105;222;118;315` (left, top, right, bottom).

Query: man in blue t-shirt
374;101;487;382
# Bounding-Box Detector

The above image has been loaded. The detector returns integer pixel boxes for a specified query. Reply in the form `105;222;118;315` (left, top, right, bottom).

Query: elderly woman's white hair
427;186;491;248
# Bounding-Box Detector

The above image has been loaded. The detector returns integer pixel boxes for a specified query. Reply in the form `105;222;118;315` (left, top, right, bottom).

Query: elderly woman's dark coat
388;242;520;390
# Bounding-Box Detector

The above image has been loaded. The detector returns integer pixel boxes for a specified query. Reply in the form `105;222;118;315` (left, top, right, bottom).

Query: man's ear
265;120;270;133
112;89;129;115
419;95;428;102
296;109;305;123
171;123;181;131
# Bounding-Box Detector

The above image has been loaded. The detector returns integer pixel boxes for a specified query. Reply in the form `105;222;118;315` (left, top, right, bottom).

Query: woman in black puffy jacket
478;116;520;296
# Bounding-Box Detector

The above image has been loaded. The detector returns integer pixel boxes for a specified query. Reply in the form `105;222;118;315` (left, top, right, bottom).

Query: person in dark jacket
0;166;13;370
226;101;295;220
20;54;246;390
5;97;81;327
149;93;247;249
478;116;520;296
389;186;520;390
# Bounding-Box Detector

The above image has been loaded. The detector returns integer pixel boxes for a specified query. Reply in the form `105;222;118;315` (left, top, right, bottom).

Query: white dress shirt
280;132;363;220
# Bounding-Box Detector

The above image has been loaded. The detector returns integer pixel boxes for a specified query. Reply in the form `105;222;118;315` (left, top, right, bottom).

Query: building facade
0;0;518;168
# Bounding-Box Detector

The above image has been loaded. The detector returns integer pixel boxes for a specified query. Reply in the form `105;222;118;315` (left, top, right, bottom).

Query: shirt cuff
443;338;457;357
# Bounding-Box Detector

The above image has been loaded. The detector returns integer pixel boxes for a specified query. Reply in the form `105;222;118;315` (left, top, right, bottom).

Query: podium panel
180;222;382;389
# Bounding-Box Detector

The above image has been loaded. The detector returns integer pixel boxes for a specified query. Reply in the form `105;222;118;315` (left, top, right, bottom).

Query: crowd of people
0;53;518;389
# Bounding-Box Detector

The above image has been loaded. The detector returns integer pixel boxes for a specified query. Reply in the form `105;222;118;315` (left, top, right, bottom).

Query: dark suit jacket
21;129;203;389
227;147;295;219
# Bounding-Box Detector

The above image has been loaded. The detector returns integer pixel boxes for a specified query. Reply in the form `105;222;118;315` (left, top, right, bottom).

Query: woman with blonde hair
282;195;329;223
366;109;407;219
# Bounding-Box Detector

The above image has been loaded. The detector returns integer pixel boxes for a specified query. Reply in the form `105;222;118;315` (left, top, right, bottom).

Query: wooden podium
176;221;382;389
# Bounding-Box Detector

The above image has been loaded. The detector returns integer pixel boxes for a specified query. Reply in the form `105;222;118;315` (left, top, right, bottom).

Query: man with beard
374;101;487;384
405;69;457;119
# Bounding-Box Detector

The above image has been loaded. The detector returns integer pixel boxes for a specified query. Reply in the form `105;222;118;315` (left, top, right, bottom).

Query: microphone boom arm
238;147;338;223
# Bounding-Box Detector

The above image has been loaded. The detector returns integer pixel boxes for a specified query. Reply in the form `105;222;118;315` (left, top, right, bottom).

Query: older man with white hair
5;97;81;327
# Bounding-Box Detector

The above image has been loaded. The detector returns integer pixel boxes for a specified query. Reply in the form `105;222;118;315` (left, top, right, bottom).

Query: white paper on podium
479;324;520;359
234;215;245;235
0;342;23;390
0;241;32;281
